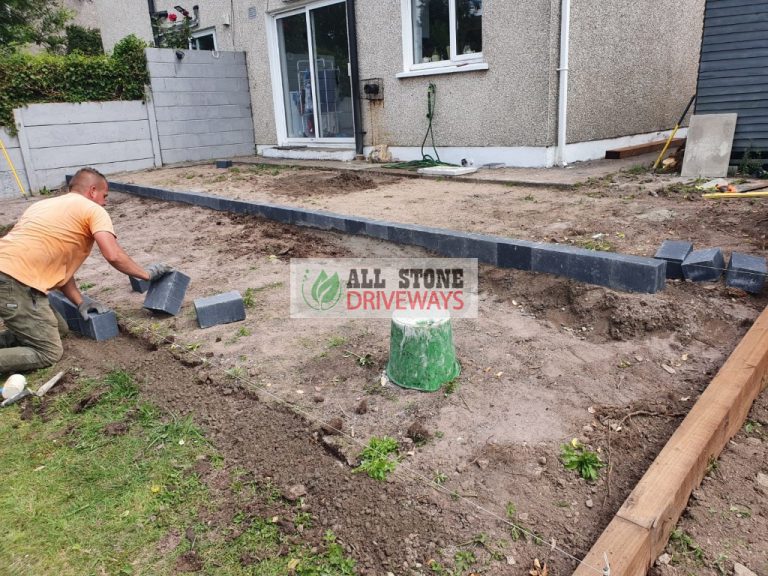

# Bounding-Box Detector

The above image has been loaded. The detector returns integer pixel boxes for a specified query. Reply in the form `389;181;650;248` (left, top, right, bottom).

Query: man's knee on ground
37;339;64;367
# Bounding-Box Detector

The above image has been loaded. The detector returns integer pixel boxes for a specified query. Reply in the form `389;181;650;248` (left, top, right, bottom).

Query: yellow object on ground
703;190;768;199
0;137;28;198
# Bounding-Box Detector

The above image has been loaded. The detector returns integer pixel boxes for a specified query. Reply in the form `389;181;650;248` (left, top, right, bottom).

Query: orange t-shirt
0;193;115;293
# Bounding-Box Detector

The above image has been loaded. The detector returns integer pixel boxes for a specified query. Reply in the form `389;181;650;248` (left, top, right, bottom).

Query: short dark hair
69;167;107;191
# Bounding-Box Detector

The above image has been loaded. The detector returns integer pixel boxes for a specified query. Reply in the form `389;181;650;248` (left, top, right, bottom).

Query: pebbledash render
89;0;704;167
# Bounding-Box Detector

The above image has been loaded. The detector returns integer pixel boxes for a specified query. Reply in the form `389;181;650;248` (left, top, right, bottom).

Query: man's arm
59;276;84;306
94;231;150;280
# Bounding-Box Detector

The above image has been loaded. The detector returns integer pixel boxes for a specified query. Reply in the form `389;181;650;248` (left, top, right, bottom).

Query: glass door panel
276;1;353;141
277;13;313;138
310;2;353;138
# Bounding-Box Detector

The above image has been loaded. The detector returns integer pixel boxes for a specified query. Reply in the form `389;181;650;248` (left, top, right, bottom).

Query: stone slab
194;290;246;328
47;291;118;340
130;276;150;294
417;166;478;176
681;113;738;178
655;240;694;280
682;248;725;282
726;252;767;294
143;271;191;316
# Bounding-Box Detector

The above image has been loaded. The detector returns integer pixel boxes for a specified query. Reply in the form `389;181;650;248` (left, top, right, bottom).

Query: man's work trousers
0;272;68;374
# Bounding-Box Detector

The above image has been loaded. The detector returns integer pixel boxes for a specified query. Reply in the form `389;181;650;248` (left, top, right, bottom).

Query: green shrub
65;25;103;55
0;34;148;134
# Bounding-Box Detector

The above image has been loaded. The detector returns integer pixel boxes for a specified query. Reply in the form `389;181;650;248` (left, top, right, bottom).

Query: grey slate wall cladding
109;181;667;294
696;0;768;159
146;48;255;164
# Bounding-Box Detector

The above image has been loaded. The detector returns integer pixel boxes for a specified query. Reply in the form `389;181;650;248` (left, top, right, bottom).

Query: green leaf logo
303;270;342;311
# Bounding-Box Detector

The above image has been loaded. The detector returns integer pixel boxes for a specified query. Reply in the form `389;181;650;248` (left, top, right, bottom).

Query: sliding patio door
275;1;354;143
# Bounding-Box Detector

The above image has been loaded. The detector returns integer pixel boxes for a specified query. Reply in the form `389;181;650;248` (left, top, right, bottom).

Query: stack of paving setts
130;273;246;328
654;240;767;293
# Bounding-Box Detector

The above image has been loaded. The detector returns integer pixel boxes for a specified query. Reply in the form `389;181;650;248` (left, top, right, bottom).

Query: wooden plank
605;138;685;159
703;190;768;199
573;516;651;576
573;308;768;576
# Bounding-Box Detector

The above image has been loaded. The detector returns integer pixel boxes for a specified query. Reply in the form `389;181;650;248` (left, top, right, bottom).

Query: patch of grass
228;166;241;174
624;163;649;175
443;379;459;395
0;370;210;575
505;502;525;541
706;456;719;477
77;281;95;291
242;287;257;308
248;163;286;176
745;419;763;436
353;436;399;481
433;471;448;486
225;366;246;380
344;349;374;367
560;439;605;481
225;326;252;344
522;194;537;202
576;238;614;252
1;368;357;574
327;335;346;348
669;528;705;564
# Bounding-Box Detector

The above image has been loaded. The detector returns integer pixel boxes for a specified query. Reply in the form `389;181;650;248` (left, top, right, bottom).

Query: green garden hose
384;83;456;170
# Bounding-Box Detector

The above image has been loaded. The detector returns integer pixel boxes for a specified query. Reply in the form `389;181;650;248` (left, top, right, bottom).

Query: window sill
396;62;489;79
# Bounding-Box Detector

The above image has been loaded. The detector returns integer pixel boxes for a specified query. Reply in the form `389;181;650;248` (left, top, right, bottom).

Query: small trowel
0;370;66;407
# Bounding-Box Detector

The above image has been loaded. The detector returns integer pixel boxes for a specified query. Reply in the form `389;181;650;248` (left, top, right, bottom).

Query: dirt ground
1;162;767;575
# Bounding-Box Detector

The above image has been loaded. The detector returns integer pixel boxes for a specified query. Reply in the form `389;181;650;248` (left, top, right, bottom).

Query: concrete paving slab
681;114;738;178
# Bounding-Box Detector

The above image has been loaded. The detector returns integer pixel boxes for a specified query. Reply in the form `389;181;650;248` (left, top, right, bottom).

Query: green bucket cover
386;313;460;391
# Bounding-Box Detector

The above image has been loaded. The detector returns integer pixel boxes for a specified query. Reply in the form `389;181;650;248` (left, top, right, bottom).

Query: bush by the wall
65;25;103;56
0;34;148;134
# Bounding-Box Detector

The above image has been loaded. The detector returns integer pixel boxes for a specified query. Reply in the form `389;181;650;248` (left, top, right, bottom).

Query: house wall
695;0;768;159
93;0;154;51
154;0;237;50
0;129;30;199
61;0;101;31
356;0;557;149
567;0;705;143
146;48;255;164
12;101;158;191
84;1;705;163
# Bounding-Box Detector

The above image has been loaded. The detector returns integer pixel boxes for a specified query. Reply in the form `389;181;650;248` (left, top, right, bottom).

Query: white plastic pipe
556;0;571;166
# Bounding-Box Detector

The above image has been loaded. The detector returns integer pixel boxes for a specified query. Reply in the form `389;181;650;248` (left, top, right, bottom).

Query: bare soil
1;162;767;575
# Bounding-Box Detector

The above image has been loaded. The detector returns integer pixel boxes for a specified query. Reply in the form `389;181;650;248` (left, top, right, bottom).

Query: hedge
0;35;148;135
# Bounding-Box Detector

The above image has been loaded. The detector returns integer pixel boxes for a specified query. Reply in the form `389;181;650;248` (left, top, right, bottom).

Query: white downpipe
556;0;571;166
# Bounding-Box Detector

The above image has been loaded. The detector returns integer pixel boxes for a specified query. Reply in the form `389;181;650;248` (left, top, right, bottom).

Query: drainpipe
346;0;364;157
148;0;159;46
555;0;571;166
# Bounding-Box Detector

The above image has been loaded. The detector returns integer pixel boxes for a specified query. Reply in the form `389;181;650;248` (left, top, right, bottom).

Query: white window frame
398;0;487;79
189;27;217;50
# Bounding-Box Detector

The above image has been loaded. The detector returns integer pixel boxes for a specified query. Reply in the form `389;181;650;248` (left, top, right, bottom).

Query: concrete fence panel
0;128;30;199
146;47;255;165
14;101;157;191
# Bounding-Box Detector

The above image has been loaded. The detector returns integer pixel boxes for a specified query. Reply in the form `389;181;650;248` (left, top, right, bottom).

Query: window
190;27;217;50
400;0;485;76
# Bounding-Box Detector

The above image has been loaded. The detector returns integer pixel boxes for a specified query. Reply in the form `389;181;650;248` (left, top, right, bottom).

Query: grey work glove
78;295;108;321
146;263;174;282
